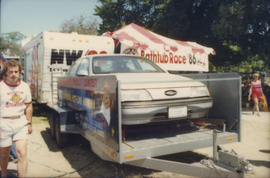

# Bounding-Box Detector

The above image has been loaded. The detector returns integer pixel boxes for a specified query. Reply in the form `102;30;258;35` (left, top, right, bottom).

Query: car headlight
191;87;210;97
121;90;152;101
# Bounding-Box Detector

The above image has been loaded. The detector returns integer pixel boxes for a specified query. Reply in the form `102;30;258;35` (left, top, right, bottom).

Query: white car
65;54;213;125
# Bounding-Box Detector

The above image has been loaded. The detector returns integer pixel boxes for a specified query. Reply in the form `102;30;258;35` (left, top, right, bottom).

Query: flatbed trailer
46;73;251;177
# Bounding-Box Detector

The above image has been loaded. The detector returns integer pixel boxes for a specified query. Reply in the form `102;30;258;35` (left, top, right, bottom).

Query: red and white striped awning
107;23;215;72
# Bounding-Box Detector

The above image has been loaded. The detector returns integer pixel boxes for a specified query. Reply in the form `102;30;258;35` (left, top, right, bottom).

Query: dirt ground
1;110;270;178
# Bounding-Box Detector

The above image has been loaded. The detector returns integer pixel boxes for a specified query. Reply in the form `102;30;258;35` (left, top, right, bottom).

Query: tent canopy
107;23;215;72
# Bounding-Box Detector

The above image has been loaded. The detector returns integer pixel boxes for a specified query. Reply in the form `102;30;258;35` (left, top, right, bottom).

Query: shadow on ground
0;170;17;178
33;104;49;117
40;128;208;177
260;149;270;154
249;160;270;169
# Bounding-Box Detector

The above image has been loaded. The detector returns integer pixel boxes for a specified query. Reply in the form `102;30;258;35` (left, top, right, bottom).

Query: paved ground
1;111;270;177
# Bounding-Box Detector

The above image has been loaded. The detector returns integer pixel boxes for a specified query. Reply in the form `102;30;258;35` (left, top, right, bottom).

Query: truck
46;54;250;177
22;31;115;104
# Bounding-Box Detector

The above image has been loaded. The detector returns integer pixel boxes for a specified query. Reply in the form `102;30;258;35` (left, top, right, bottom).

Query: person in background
0;60;33;178
9;144;18;163
265;83;270;110
261;72;266;89
248;73;264;116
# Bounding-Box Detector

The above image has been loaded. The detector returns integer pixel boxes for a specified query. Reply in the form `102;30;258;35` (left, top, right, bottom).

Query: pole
213;129;218;162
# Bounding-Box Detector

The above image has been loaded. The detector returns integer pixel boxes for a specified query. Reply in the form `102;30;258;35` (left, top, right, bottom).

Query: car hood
114;73;209;101
115;73;205;89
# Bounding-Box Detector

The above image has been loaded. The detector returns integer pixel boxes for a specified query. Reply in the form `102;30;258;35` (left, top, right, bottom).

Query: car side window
67;58;82;76
77;58;89;76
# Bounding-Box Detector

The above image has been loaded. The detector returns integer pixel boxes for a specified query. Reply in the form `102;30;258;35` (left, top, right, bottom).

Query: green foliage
210;56;268;73
5;32;25;44
95;0;164;33
1;32;25;56
0;37;8;54
210;0;270;68
7;42;23;56
212;1;246;40
95;0;270;72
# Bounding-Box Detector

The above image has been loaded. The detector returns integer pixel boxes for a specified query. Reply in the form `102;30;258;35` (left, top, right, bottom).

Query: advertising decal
58;76;119;150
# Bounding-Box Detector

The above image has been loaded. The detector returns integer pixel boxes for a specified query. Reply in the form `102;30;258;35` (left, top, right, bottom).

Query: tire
55;114;68;148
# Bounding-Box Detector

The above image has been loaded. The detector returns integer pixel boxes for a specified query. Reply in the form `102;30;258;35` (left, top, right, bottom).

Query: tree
0;37;8;54
5;32;25;44
60;15;99;35
95;0;157;32
1;32;25;56
95;0;270;72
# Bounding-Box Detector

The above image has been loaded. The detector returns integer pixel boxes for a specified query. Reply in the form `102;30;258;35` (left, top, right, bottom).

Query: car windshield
93;56;165;74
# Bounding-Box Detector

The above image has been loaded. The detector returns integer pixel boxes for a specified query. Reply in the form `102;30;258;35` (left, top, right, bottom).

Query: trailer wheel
48;112;56;139
55;115;68;148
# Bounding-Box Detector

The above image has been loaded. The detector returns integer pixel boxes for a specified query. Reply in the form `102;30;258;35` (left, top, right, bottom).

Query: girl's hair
253;73;259;78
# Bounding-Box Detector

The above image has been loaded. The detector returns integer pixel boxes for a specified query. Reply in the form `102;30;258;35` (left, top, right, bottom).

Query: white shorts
0;115;28;147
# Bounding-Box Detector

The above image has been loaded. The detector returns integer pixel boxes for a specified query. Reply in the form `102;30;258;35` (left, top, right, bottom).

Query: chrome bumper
121;97;213;125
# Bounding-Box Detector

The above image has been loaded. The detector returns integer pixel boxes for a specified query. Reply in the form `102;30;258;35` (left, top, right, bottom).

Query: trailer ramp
125;130;251;178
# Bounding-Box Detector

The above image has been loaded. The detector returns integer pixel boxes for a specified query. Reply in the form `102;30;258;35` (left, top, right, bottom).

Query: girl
248;73;263;116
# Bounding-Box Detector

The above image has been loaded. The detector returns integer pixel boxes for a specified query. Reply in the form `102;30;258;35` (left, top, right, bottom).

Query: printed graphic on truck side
50;49;109;65
51;49;83;65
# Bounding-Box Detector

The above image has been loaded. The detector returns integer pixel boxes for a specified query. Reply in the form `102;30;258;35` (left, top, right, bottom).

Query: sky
1;0;99;37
